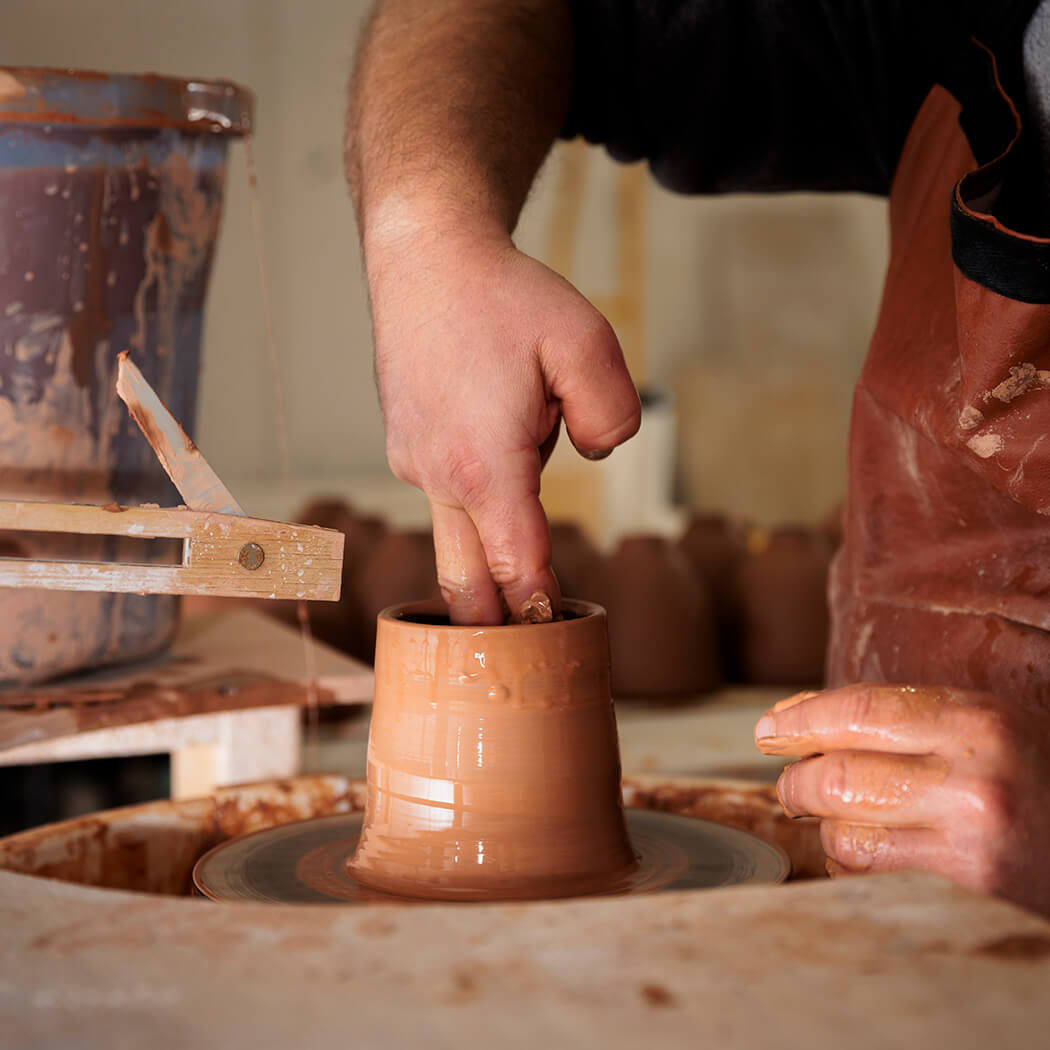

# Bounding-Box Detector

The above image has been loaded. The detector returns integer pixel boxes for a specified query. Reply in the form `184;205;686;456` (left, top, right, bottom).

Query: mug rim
378;597;605;627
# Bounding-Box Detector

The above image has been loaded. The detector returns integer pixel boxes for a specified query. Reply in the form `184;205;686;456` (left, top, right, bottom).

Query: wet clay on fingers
777;752;951;820
347;599;637;900
514;590;554;625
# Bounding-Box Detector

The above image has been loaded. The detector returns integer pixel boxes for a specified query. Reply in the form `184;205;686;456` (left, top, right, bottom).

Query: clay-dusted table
0;773;1047;1048
2;867;1048;1049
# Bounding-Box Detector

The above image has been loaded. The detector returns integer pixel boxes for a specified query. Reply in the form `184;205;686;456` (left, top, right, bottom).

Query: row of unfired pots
270;500;839;699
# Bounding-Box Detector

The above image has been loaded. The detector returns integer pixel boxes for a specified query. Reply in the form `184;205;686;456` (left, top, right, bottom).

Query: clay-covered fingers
429;461;560;626
541;312;640;461
754;683;983;759
371;242;632;626
819;821;946;875
429;501;503;625
776;751;951;825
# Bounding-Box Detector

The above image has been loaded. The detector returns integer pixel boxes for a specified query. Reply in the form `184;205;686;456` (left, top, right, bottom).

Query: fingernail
755;714;776;740
581;448;612;461
775;770;801;818
773;689;821;713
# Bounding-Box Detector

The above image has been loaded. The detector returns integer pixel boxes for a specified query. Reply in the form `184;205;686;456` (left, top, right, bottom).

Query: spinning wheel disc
193;809;790;904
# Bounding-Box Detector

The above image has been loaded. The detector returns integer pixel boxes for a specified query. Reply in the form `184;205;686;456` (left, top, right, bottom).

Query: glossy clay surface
347;600;637;900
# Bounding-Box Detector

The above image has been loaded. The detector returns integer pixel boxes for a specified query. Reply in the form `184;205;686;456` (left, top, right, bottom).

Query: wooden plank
116;350;245;516
0;501;343;600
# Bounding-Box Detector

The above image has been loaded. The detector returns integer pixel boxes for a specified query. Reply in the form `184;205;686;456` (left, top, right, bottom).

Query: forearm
346;0;573;249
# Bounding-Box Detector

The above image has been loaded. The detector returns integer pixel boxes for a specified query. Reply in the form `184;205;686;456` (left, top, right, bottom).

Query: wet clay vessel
347;599;637;900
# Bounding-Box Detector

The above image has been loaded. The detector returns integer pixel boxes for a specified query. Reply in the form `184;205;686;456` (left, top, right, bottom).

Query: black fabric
562;0;1043;197
949;35;1050;302
951;195;1050;303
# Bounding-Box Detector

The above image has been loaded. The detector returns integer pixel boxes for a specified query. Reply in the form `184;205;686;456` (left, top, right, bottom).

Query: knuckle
574;310;619;356
951;702;1014;763
383;420;424;487
436;576;483;609
822;822;877;871
385;443;417;486
819;754;852;807
820;820;848;861
841;685;880;732
975;706;1012;756
444;452;493;510
485;551;525;590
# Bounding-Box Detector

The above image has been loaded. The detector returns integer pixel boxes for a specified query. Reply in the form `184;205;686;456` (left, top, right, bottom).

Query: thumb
545;313;641;460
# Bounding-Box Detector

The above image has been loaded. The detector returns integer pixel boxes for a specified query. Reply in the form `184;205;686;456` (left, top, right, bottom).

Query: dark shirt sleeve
561;0;1034;196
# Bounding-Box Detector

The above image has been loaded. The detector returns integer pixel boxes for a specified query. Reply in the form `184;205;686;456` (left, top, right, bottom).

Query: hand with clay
348;0;639;624
754;684;1050;916
367;218;639;624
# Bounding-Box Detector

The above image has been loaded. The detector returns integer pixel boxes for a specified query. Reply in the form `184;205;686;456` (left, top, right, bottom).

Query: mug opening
380;598;602;626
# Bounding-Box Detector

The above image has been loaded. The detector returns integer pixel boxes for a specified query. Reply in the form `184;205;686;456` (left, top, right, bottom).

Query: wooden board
0;501;343;600
0;608;373;753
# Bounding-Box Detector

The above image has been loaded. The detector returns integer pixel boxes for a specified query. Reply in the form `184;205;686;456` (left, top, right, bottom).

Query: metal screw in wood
238;543;265;571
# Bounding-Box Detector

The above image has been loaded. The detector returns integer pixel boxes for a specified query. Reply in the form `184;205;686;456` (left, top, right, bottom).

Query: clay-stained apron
829;39;1050;713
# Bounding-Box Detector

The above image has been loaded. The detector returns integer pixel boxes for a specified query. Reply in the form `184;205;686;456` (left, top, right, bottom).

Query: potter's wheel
192;809;789;904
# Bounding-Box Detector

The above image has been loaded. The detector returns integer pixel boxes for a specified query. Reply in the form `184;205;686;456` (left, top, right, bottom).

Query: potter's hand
754;684;1050;917
370;224;640;624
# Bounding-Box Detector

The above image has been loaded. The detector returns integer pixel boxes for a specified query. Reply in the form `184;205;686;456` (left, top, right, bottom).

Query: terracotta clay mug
347;599;637;900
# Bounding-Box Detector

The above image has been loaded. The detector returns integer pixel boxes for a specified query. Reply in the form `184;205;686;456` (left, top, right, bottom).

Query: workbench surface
3;867;1048;1049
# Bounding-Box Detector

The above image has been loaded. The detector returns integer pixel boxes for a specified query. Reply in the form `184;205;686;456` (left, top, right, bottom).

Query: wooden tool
0;353;343;601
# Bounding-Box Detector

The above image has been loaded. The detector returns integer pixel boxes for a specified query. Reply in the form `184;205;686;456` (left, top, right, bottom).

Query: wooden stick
116;351;245;515
0;502;343;600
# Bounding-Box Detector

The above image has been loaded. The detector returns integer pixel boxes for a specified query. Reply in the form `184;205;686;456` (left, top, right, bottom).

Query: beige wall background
1;0;889;534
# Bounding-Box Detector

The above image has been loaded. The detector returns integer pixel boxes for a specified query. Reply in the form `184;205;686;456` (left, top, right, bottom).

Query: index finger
430;464;560;626
429;500;503;625
753;683;975;759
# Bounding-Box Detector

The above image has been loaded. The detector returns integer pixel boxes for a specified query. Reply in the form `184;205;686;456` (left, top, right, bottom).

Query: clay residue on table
622;775;826;879
0;775;367;896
